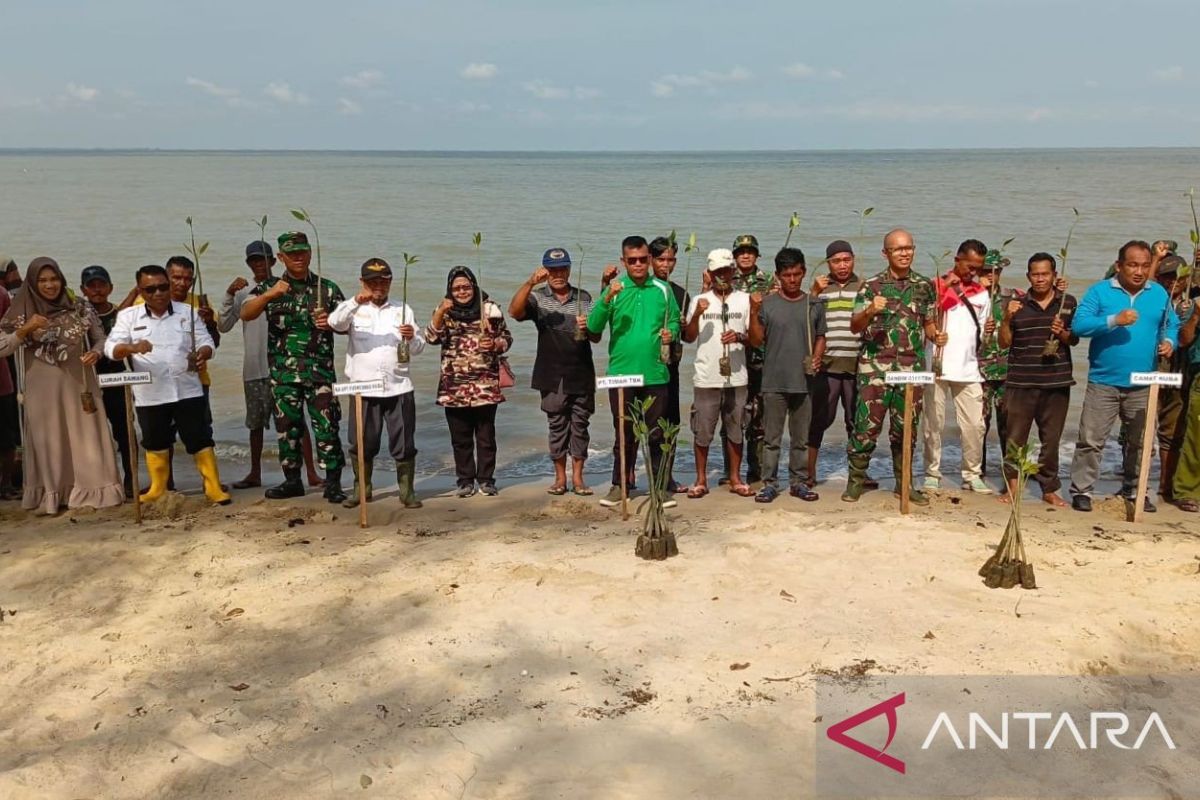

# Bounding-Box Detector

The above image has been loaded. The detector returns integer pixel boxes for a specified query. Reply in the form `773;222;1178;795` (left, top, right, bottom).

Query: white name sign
333;380;385;396
1131;372;1183;388
597;374;645;390
98;372;153;387
885;371;936;385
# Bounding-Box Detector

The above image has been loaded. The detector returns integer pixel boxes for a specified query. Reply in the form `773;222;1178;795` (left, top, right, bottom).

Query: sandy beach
3;472;1200;799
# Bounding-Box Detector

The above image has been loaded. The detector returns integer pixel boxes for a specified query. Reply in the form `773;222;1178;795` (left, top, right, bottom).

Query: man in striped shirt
809;240;875;487
997;252;1078;507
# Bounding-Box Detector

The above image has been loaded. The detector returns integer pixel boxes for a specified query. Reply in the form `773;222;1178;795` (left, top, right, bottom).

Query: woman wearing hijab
0;258;124;514
425;266;514;497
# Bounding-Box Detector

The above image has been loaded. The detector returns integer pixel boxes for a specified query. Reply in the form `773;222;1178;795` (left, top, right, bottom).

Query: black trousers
608;384;668;488
444;404;498;487
137;395;214;454
101;383;133;482
349;393;417;464
1004;386;1070;494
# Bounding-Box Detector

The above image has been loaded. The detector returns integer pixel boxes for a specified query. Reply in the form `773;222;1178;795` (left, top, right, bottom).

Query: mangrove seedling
289;207;325;309
1042;208;1080;356
629;395;680;561
783;211;801;248
471;231;486;331
683;231;698;299
979;441;1039;589
184;216;211;372
1186;189;1200;297
398;252;419;364
929;249;952;377
853;206;875;238
574;243;587;341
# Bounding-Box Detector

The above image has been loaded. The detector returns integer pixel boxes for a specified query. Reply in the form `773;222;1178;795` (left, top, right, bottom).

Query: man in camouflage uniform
240;231;348;503
976;249;1021;479
843;228;941;504
729;233;774;484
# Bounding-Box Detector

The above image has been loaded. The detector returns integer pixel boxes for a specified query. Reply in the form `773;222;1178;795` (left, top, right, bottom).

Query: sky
3;0;1200;151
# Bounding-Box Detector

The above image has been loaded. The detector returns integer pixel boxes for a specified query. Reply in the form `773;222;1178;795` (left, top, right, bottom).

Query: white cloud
1084;79;1100;89
718;100;1073;125
263;82;310;105
461;62;498;80
826;68;845;80
65;82;98;102
337;97;363;115
523;80;570;100
186;77;238;98
341;69;384;89
1152;66;1184;81
650;67;751;96
783;63;816;79
574;86;602;100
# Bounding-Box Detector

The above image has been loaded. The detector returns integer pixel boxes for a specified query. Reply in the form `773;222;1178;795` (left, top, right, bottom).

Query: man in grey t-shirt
747;247;826;502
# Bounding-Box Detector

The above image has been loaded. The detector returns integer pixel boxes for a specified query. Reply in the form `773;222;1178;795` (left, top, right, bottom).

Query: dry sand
3;477;1200;799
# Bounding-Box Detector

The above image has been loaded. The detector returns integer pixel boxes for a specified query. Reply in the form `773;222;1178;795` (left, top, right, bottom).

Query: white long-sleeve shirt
104;301;215;406
218;284;270;382
327;298;425;397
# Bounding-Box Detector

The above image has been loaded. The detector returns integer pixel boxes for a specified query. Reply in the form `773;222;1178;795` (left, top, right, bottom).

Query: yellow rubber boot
193;447;232;505
140;449;171;503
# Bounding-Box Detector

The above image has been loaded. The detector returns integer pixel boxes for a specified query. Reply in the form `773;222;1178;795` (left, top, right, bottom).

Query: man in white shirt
328;258;426;509
105;264;231;505
923;239;993;493
682;249;753;498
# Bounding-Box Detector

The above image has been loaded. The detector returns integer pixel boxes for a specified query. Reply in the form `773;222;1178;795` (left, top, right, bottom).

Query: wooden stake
355;393;368;529
125;385;142;525
901;384;914;515
619;386;629;520
1131;384;1160;523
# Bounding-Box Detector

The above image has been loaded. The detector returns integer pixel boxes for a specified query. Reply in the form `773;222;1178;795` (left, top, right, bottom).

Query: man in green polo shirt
587;235;681;508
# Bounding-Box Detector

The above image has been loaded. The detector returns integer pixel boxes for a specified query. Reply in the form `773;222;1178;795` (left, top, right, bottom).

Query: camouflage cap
278;231;311;253
732;234;759;253
982;249;1011;270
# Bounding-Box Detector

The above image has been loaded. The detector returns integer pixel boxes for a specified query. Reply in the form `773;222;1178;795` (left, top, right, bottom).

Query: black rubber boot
265;468;304;499
323;468;347;504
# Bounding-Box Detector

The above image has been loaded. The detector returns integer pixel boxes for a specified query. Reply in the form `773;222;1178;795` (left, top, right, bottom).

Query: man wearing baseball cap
329;257;426;509
510;247;599;496
79;265;135;495
730;234;773;486
241;230;349;503
682;249;753;498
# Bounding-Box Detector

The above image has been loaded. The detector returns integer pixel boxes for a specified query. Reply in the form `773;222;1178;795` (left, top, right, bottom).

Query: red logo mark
826;692;906;774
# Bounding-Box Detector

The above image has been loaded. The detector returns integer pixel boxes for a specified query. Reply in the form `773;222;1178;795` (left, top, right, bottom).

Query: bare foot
997;493;1012;505
307;473;325;488
1042;492;1068;507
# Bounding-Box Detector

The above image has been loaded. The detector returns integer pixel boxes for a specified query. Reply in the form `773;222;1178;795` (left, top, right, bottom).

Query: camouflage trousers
273;381;344;471
981;379;1007;474
848;372;924;456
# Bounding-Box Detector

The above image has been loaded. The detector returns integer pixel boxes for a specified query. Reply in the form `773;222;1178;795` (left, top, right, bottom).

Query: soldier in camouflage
729;234;774;485
240;231;348;503
844;228;943;505
975;250;1021;479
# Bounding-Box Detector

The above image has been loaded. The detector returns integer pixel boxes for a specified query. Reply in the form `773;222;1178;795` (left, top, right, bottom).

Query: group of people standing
1;226;1197;517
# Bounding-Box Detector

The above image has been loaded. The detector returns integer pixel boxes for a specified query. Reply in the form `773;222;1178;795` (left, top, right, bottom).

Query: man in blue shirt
1068;240;1180;512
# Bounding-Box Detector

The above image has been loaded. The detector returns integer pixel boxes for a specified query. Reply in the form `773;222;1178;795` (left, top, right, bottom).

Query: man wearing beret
240;231;348;503
730;234;773;485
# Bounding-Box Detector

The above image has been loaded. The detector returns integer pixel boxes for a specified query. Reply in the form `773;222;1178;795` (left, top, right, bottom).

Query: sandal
687;484;709;499
730;483;755;497
571;485;594;496
1177;499;1200;513
546;484;568;496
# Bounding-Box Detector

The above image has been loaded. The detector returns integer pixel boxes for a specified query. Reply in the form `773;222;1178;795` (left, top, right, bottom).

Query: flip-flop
687;485;709;499
730;483;755;497
547;485;568;496
571;485;594;496
1177;499;1200;513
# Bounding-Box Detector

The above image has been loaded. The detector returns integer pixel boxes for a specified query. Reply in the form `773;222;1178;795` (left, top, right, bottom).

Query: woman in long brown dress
0;257;124;514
